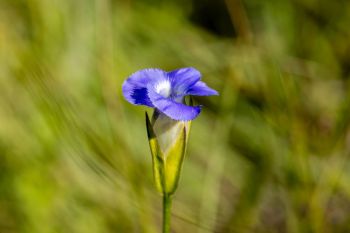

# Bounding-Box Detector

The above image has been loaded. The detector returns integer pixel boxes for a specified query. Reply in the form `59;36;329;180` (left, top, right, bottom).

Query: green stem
162;194;172;233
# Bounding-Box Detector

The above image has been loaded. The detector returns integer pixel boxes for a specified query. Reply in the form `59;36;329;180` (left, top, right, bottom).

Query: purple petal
122;68;167;107
168;67;201;94
186;81;219;96
148;87;201;121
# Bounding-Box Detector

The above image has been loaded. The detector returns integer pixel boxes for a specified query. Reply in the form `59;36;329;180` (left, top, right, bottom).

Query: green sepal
146;112;164;193
146;111;190;195
164;124;187;194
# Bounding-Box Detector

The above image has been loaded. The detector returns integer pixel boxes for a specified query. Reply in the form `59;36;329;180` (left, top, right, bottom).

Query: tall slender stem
162;194;172;233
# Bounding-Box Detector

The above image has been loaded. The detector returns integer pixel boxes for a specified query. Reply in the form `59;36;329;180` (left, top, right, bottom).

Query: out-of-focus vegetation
1;0;350;232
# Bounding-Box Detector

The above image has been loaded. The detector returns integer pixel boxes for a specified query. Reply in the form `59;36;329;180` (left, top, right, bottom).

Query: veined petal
168;67;201;94
148;87;201;121
122;68;167;107
186;81;219;96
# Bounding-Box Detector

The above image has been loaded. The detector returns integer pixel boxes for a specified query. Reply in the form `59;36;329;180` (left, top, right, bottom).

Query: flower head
122;67;218;121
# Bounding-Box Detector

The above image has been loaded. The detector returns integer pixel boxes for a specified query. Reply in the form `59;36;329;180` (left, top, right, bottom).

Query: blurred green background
1;0;350;232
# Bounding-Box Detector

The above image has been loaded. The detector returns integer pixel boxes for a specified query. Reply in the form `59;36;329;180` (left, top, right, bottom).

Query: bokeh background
1;0;350;232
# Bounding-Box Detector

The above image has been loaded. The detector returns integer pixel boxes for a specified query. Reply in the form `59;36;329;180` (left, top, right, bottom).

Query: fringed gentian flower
122;67;218;233
122;67;218;121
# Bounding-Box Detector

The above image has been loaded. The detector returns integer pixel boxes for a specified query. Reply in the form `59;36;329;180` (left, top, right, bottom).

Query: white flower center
155;80;171;98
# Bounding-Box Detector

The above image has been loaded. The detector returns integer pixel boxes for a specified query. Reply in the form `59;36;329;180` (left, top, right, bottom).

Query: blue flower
122;67;218;121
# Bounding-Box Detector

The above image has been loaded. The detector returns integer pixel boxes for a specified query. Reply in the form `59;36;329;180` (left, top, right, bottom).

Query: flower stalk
162;194;172;233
